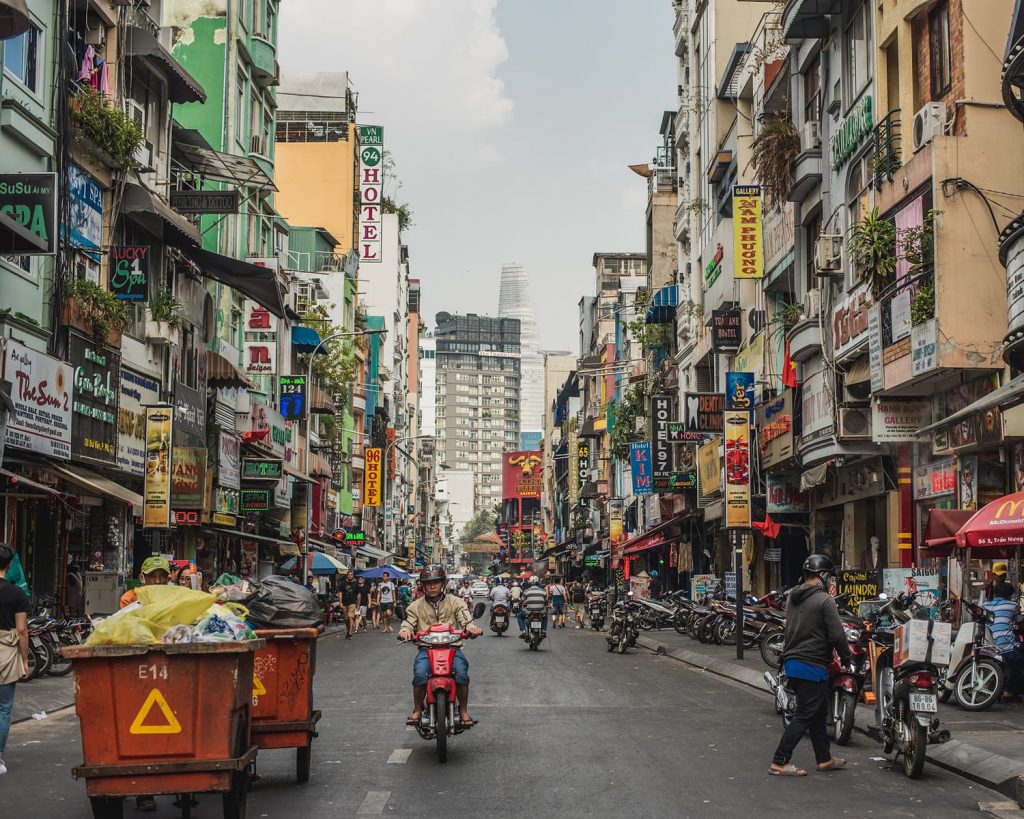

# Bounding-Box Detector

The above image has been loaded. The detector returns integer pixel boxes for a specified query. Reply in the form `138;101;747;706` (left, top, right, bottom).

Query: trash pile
86;574;323;646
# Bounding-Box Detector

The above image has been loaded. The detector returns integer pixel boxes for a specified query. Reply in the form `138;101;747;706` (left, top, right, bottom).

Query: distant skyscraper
498;263;544;447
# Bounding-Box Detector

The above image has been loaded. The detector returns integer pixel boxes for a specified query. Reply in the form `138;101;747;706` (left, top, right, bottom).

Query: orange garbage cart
62;640;265;819
251;627;322;782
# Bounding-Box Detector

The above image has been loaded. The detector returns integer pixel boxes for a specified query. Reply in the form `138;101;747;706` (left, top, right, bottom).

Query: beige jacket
400;593;472;635
0;628;23;685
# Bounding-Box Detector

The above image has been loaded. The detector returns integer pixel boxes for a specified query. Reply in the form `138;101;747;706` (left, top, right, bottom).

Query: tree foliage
460;508;497;544
299;304;358;446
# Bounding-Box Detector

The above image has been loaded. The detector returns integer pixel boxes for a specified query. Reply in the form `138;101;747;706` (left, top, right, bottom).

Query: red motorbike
403;624;478;762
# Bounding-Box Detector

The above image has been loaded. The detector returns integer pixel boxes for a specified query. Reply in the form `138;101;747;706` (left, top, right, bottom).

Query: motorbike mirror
877;593;888;601
472;602;487;620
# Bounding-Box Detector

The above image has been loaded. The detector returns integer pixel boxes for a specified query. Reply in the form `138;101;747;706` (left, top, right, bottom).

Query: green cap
140;556;171;576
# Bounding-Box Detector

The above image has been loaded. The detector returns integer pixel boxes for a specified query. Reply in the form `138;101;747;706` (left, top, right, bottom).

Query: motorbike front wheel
760;631;784;667
832;689;857;746
717;619;736;646
902;719;927;779
433;690;449;763
954;658;1004;711
618;630;628;654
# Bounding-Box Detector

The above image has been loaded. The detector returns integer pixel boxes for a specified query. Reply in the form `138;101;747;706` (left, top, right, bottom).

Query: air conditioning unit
250;135;266;156
123;98;146;134
838;406;872;440
814;234;843;275
801;121;821;152
292;281;313;315
913;103;946;152
842;379;870;403
803;288;822;320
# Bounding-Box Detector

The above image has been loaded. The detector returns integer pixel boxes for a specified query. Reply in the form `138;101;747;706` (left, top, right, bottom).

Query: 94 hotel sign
358;126;384;263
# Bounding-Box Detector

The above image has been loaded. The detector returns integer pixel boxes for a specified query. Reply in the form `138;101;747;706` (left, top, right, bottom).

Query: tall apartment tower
497;263;544;449
434;313;522;511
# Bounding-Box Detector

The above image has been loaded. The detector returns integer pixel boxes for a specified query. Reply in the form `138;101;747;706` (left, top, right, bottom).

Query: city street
0;621;1008;819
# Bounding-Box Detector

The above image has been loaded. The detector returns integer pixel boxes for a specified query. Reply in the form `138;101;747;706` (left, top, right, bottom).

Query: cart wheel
223;770;248;819
296;744;312;783
89;796;123;819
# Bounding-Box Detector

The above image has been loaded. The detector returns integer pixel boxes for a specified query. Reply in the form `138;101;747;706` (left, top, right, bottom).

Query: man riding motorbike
518;576;549;636
489;580;510;611
399;565;482;726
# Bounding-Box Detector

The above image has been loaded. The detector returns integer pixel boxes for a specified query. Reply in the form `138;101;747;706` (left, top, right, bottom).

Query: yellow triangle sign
129;688;182;735
252;674;267;698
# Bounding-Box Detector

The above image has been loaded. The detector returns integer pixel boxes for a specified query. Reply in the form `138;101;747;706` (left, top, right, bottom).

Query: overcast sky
279;0;676;352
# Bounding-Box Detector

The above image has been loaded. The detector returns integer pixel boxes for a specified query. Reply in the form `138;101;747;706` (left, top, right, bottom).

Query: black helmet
418;564;447;584
802;554;835;574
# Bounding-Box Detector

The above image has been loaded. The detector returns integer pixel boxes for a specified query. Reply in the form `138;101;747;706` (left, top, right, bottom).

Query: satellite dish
748;309;766;332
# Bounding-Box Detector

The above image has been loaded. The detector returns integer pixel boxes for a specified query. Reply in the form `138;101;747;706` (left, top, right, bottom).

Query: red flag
782;336;799;388
752;514;781;540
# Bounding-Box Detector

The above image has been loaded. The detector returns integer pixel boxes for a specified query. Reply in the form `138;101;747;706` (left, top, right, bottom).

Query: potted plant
64;278;130;344
849;207;897;297
68;87;144;171
750;118;801;209
145;289;184;345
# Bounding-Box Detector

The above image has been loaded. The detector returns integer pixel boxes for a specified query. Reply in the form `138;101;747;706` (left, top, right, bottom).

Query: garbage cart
62;640;265;819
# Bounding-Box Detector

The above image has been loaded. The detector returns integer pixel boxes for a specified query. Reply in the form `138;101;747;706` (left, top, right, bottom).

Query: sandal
406;716;421;726
769;764;807;777
458;717;477;727
817;758;846;771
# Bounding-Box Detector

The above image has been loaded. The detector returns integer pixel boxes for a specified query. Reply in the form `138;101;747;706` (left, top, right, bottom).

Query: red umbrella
956;491;1024;552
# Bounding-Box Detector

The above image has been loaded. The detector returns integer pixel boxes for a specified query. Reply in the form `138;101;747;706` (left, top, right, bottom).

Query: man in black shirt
355;576;370;632
0;543;30;776
337;571;363;639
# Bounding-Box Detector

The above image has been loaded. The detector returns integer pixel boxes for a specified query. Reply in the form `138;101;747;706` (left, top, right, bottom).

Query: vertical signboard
629;441;653;495
725;372;754;414
69;332;120;465
567;425;579;506
576;440;591;494
0;172;57;253
364;446;383;506
118;368;160;475
2;339;73;459
279;374;306;420
724;410;751;527
733;184;763;279
651;394;672;491
358;125;384;263
143;406;173;528
609;497;624;569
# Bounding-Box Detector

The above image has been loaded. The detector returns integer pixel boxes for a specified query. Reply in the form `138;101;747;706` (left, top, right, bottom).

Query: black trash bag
246;575;324;629
241;579;277;627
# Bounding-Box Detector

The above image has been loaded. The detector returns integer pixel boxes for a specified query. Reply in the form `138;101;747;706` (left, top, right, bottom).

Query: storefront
808;457;892;571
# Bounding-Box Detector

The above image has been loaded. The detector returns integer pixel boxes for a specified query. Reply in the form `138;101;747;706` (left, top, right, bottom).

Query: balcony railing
873;109;902;190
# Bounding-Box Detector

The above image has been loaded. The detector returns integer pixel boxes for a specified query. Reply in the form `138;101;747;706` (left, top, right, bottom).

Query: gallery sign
117;368;160;475
69;332;120;465
2;339;72;459
358;125;384;263
732;185;763;279
871;398;931;443
0;172;57;253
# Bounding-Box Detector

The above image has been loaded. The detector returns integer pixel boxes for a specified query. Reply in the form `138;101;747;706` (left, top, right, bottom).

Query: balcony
788;146;822;202
872;109;902;191
787;316;822;362
352;388;367;413
781;0;839;40
248;33;279;87
673;2;690;56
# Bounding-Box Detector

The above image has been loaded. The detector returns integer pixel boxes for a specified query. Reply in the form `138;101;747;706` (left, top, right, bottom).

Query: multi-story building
418;331;437;436
433;312;521;512
498;262;544;449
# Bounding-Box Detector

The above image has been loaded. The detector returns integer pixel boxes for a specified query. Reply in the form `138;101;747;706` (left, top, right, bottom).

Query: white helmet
527;575;542;587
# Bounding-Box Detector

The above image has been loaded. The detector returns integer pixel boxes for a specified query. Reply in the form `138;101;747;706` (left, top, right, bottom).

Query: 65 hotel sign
358;125;384;264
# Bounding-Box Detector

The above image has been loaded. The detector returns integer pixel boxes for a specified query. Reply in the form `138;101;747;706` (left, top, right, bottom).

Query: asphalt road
0;618;1009;818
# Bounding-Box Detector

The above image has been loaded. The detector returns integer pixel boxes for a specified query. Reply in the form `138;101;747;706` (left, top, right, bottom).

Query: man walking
355;576;370;632
379;572;397;634
0;544;29;777
337;571;363;639
770;554;852;776
569;579;587;628
548;577;568;628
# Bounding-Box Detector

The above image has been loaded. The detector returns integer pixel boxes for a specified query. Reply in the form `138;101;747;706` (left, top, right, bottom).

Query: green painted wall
170;14;227;152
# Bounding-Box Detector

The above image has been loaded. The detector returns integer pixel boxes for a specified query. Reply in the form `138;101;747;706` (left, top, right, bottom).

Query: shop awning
48;463;143;509
918;374;1024;435
645;284;679;324
358;544;391;561
621;517;678;556
173;126;276;190
291;326;326;354
283;465;317;484
122;182;202;248
124;25;206;104
213;528;297;552
0;0;31;39
0;208;49;253
920;509;975;558
206;349;253;389
182;245;286;318
0;467;65;500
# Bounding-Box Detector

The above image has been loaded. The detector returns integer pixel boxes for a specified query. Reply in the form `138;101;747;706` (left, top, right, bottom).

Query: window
235;73;246;144
4;24;40;93
845;152;874;286
843;2;871;107
929;1;951;98
804;54;821;124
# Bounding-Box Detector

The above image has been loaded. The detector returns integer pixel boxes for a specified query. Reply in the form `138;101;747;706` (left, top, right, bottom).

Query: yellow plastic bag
86;612;161;646
135;585;217;631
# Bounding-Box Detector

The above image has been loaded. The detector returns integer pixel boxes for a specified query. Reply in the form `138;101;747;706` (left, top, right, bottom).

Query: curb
636;636;1024;801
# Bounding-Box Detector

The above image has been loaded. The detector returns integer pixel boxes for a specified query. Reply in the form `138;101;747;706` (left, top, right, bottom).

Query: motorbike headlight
844;626;861;642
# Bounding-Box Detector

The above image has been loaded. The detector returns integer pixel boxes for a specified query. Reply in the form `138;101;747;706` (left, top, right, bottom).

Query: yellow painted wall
275;140;357;252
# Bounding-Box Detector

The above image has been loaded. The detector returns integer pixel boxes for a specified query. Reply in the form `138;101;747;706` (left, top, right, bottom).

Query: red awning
920;509;975;558
620;516;681;556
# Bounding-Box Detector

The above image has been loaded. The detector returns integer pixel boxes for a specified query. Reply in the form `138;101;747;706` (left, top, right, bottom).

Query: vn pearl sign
358;125;384;264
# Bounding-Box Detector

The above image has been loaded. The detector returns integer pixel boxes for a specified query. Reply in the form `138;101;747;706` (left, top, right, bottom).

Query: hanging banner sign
651;394;672;491
364;446;383;506
567;425;580;506
240;488;271;512
669;442;698;490
143;406;173;528
711;309;742;351
242;458;284;480
2;339;73;459
733;185;763;279
279;374;306;420
217;432;240;489
109;246;149;301
697;439;721;495
724;410;751;528
70;333;120;465
243;340;277;376
171;446;206;509
118;368;160;475
726;371;755;414
629;441;653;495
576;440;591;492
358;125;384;263
0;172;57;253
683;392;725;434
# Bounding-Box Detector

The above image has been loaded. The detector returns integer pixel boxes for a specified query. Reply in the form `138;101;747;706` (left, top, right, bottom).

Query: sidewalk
635;629;1024;802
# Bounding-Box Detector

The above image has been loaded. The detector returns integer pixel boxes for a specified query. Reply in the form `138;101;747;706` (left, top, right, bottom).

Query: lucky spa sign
2;339;72;459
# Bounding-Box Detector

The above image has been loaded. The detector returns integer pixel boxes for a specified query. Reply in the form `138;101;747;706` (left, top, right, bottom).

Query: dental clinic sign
358;125;384;263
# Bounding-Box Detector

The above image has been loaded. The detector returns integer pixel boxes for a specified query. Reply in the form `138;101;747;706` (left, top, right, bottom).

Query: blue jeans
0;683;14;758
413;648;469;686
517;612;548;632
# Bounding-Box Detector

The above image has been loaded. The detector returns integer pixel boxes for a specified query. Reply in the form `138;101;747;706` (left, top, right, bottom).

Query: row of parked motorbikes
22;597;92;680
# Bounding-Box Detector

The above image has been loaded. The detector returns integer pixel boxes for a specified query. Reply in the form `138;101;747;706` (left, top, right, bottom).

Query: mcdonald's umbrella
955;492;1024;553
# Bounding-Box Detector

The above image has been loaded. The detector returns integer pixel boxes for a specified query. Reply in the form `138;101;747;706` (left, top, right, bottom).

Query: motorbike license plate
530;621;542;630
909;692;937;713
495;617;505;625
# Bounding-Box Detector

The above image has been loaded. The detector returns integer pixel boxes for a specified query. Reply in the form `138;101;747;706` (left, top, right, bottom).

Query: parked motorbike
607;596;640;654
635;597;677;631
587;592;607;630
490;604;510;636
939;599;1004;710
525;611;547;651
402;624;479;763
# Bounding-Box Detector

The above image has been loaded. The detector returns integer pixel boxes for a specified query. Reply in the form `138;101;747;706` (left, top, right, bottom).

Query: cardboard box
893;619;951;667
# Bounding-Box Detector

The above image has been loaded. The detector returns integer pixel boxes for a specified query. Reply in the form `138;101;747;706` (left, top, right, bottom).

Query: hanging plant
148;289;184;327
69;87;143;170
911;281;935;325
749;118;800;209
849;207;897;297
66;278;130;341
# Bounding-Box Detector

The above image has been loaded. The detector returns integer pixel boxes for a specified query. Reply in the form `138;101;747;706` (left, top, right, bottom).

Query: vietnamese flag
782;337;799;388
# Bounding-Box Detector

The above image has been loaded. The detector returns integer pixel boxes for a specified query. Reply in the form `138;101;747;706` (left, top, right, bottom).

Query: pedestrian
548;577;567;628
379;572;397;634
355;575;370;632
337;570;362;639
570;578;587;628
369;579;381;630
0;543;30;777
769;554;852;776
66;557;84;617
648;570;663;600
305;573;316;593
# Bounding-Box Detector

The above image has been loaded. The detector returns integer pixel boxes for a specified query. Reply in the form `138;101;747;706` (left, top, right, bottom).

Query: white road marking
387;748;412;764
356;791;391;815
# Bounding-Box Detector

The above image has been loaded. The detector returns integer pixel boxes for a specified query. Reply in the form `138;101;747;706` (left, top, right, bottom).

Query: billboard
358;125;384;263
733;184;763;279
143;406;173;528
724;411;751;527
502;450;543;499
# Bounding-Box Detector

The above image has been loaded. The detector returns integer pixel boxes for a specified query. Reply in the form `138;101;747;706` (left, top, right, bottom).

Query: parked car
471;581;489;597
